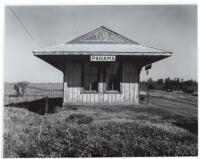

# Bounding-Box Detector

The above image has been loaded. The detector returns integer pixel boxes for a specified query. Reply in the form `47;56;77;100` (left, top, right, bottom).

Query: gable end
67;26;139;44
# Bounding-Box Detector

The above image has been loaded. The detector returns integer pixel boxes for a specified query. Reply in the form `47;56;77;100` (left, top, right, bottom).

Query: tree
147;78;154;89
157;79;164;85
14;81;29;96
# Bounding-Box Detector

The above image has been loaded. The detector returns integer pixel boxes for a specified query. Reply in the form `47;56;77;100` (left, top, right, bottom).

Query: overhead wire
8;6;41;48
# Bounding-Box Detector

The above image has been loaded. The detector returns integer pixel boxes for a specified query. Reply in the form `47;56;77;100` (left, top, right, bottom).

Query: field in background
4;83;63;105
3;83;198;157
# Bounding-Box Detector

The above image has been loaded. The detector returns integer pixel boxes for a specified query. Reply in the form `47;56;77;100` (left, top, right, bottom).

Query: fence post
45;96;49;114
8;95;10;105
146;83;150;105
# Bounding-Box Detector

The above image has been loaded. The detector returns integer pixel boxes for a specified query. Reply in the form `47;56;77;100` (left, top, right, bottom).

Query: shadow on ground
172;122;198;135
5;97;63;115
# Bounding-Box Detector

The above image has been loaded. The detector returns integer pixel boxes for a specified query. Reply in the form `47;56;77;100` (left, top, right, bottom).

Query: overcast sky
4;5;197;83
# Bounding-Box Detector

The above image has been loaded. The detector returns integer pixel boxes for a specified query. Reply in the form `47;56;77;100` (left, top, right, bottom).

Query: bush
142;78;198;91
77;116;94;125
66;113;94;125
7;121;197;157
68;113;86;120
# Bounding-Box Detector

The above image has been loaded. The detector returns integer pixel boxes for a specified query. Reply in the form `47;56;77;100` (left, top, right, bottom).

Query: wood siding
63;61;140;105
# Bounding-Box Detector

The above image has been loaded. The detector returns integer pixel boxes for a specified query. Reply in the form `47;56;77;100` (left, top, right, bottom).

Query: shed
33;26;172;105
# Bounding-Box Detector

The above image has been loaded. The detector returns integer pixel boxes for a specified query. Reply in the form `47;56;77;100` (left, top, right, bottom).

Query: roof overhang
33;26;172;72
33;53;172;72
33;51;172;56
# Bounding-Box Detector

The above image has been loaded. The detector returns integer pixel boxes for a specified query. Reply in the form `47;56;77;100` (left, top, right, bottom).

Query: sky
4;5;197;83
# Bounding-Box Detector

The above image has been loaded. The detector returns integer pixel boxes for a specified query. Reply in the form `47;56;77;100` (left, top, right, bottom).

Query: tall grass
4;106;198;157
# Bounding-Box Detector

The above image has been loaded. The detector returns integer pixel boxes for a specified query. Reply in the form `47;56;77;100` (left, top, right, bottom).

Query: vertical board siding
124;84;130;103
83;94;87;104
104;94;108;103
129;83;135;103
90;94;94;104
135;83;139;103
63;82;67;103
115;94;120;103
94;94;98;103
64;61;140;105
112;94;116;103
85;94;89;104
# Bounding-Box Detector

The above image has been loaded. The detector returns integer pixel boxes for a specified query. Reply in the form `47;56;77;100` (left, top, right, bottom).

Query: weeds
66;113;94;125
4;106;198;157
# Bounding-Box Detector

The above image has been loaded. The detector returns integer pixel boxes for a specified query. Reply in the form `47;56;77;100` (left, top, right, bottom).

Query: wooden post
98;64;105;93
98;82;104;93
45;96;49;114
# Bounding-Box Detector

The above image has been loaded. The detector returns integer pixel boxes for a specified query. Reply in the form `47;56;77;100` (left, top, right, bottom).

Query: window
82;62;98;91
106;62;121;91
81;61;122;93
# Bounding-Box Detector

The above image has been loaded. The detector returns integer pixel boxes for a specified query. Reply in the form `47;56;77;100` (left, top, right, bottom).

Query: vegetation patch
66;113;94;125
4;106;197;157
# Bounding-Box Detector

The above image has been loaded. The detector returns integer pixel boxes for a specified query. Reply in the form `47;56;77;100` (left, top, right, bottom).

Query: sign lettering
90;56;116;62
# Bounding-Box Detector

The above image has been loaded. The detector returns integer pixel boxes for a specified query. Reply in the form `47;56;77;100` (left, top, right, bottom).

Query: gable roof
33;26;172;57
33;44;171;56
67;26;138;44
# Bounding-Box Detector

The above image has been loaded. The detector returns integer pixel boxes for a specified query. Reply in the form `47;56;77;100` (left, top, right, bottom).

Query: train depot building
33;26;172;105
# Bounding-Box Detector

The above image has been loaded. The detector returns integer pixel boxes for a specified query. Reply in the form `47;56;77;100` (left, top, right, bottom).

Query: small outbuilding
33;26;172;105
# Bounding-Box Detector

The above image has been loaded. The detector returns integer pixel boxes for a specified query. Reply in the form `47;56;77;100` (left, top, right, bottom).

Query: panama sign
90;55;116;62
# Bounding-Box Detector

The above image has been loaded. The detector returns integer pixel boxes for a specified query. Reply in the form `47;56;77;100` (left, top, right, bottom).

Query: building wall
63;60;141;105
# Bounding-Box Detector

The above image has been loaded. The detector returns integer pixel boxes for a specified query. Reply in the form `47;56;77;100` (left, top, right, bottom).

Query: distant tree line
140;78;198;92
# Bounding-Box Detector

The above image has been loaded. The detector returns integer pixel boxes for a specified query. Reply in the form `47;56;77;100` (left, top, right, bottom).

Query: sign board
90;55;116;62
145;64;152;70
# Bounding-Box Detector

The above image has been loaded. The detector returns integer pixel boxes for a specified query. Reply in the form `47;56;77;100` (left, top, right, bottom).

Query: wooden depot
33;26;172;105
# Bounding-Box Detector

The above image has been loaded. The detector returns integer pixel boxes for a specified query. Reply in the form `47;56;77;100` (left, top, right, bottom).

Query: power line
8;7;41;48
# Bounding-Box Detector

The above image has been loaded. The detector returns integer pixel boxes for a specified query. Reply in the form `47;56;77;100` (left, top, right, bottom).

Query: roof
33;43;172;56
33;26;172;57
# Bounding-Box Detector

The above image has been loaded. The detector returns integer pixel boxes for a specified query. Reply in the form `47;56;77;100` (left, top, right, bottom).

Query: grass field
4;82;63;105
3;83;198;157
